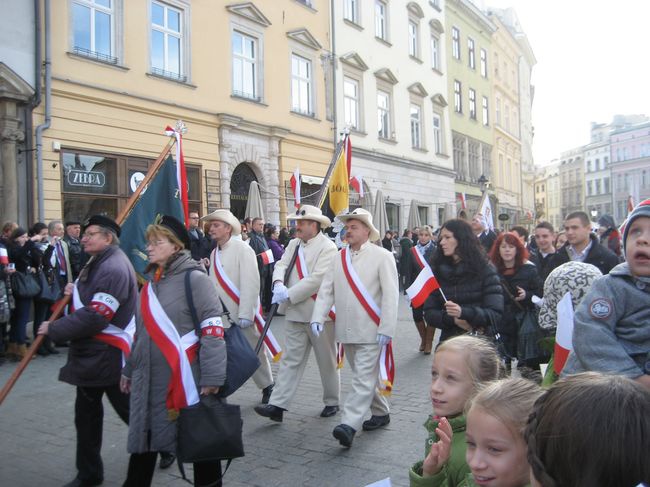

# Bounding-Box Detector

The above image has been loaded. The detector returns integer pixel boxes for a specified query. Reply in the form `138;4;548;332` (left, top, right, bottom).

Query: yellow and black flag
318;134;352;221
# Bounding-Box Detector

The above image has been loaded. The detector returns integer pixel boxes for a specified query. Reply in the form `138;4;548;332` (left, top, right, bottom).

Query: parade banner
164;125;190;226
290;167;301;209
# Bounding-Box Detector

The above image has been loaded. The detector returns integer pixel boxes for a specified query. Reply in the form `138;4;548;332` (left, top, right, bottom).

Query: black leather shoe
332;424;356;447
159;451;175;469
261;383;274;404
62;477;103;487
254;404;284;422
36;345;50;356
45;338;60;354
362;414;390;431
320;405;339;417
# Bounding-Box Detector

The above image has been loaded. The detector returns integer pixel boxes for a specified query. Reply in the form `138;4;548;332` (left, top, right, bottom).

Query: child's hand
422;417;453;477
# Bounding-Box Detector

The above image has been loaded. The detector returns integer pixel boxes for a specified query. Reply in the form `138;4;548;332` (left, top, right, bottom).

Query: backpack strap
184;269;201;337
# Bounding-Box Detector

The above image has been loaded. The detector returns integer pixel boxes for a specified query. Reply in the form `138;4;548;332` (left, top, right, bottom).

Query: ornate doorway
230;163;258;220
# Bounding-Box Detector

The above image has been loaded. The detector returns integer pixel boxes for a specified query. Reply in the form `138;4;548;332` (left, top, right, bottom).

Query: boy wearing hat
254;206;340;422
202;209;275;403
563;200;650;389
311;208;399;447
38;215;138;487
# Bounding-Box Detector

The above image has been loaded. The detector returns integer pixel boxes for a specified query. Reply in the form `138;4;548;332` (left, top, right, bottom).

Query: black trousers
124;452;222;487
75;384;130;482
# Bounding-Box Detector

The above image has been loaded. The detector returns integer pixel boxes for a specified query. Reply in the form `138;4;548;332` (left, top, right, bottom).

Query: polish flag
349;175;364;197
457;192;467;210
259;249;274;265
553;292;574;375
290;167;301;209
0;247;8;265
406;266;441;308
627;195;635;213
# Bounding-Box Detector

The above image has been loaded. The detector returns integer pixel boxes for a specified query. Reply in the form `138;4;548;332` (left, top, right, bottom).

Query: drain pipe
34;0;51;222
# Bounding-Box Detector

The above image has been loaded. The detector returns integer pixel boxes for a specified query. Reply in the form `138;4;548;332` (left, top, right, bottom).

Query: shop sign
67;169;106;188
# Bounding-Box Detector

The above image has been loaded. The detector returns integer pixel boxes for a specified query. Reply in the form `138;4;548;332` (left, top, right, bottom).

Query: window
232;31;259;100
496;97;501;125
482;96;489;126
343;76;360;130
453;80;462;113
408;20;419;57
72;0;116;62
467;38;475;69
468;89;476;120
375;1;387;40
430;35;440;70
504;103;510;132
595;179;601;195
151;1;185;80
480;48;487;77
291;54;313;115
410;104;422;149
433;113;442;154
604;177;610;193
451;27;460;60
344;0;359;24
586;180;592;196
377;90;391;139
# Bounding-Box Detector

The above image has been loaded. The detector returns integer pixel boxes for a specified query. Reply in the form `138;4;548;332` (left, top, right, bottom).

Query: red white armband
90;292;120;321
200;317;224;338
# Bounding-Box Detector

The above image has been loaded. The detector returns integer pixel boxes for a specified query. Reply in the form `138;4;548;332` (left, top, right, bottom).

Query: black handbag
516;308;550;363
36;268;61;303
11;271;41;298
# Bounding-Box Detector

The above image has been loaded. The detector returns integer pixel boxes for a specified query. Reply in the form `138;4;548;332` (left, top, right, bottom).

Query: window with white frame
480;48;487;77
468;89;476;120
232;31;259;100
433;113;442;154
467;37;475;69
451;27;460;60
291;54;313;115
430;34;440;70
496;96;501;125
408;20;419;57
343;76;360;130
375;0;387;40
410;104;422;149
151;1;185;80
482;96;489;126
505;103;510;132
344;0;359;24
377;90;391;139
72;0;116;62
453;80;462;113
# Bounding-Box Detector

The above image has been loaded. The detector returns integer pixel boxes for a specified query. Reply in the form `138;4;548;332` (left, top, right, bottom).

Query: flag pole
316;134;346;209
0;136;176;406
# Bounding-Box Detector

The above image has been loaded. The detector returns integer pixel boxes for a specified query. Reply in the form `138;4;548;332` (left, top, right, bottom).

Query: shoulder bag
36;267;61;303
11;270;41;299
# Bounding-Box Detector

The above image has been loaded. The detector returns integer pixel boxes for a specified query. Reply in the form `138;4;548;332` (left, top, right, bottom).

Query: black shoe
332;424;356;448
63;477;103;487
261;383;274;404
36;345;50;356
45;337;60;354
159;451;175;469
362;414;390;431
320;405;339;418
254;404;284;422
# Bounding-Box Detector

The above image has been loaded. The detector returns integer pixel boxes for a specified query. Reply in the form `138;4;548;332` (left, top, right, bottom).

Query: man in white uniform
254;206;340;422
312;208;399;447
202;209;275;403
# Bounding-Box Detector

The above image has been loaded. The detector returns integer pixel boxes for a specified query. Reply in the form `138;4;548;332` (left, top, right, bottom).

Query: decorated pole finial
174;119;187;135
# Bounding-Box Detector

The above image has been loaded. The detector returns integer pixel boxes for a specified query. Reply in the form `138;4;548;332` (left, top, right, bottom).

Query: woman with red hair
489;232;542;373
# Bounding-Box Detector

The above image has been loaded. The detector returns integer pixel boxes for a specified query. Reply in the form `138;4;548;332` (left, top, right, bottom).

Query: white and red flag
165;125;190;227
0;247;8;265
457;192;467;210
553;292;574;375
349;175;364;197
290;167;301;209
259;249;274;265
406;266;441;308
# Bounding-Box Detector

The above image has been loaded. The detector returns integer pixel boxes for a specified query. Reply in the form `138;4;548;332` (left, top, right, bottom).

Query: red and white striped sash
340;248;394;395
212;248;282;362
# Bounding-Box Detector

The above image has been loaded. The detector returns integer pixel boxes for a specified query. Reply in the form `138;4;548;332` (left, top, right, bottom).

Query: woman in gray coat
121;216;227;487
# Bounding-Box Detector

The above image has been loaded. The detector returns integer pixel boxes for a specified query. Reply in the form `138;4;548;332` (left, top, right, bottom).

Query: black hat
159;215;191;250
65;220;81;227
82;215;121;237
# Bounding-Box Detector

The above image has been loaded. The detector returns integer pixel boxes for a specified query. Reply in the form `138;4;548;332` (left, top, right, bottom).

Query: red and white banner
165;125;190;227
553;292;574;375
340;247;394;394
344;133;352;176
212;249;282;361
411;246;427;270
406;266;441;308
349;175;364;198
457;192;467;210
290;167;301;209
296;245;336;321
259;248;275;265
0;247;8;265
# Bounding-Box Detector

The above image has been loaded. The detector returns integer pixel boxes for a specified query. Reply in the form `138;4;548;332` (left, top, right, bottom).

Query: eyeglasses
81;231;103;239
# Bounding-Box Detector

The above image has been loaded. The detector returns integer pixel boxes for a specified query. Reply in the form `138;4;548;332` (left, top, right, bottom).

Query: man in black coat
471;213;497;253
64;221;87;280
529;221;557;284
248;217;271;298
187;211;211;262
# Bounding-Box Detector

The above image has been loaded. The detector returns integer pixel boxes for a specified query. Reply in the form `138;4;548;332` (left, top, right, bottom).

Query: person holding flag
37;215;138;487
255;205;340;422
407;226;437;354
202;209;276;404
311;208;398;448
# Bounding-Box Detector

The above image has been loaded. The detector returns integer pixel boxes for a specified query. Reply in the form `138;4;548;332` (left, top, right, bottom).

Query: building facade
583;139;612;220
558;147;584;218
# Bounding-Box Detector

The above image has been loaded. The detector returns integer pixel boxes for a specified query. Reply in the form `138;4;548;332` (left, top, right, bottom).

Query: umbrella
372;189;389;241
245;181;265;220
407;199;422;230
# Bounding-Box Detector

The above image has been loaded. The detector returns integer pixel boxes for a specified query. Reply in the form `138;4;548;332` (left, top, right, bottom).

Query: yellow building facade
34;0;333;225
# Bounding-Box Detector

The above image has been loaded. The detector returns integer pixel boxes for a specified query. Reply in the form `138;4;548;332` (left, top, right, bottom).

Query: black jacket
528;249;556;284
478;230;497;253
63;234;87;279
498;262;542;337
423;259;503;342
547;234;619;276
188;228;211;261
7;240;41;273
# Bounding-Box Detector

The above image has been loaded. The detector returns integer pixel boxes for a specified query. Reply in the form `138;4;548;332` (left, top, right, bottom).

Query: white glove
272;284;289;305
311;322;323;337
238;318;253;329
376;333;392;347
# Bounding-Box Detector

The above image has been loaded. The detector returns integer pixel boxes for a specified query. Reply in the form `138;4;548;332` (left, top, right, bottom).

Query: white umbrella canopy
245;181;266;220
407;199;422;230
372;189;390;240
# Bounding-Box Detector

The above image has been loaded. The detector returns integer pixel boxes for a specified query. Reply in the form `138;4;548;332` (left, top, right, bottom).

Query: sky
481;0;650;166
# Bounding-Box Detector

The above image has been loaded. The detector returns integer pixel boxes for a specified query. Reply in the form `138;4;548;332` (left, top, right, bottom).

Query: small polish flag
457;192;467;210
290;167;301;209
406;266;441;308
553;292;574;375
259;249;274;265
0;247;8;265
349;175;364;197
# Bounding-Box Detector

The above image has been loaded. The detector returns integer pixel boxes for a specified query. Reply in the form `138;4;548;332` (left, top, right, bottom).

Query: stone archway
229;163;258;220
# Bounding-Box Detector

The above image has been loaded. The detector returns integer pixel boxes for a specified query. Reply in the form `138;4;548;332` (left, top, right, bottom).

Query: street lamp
478;175;490;193
590;208;598;219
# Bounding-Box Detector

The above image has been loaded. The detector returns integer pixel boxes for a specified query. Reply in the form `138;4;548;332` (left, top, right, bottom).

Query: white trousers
269;320;340;410
242;324;274;389
340;342;390;431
